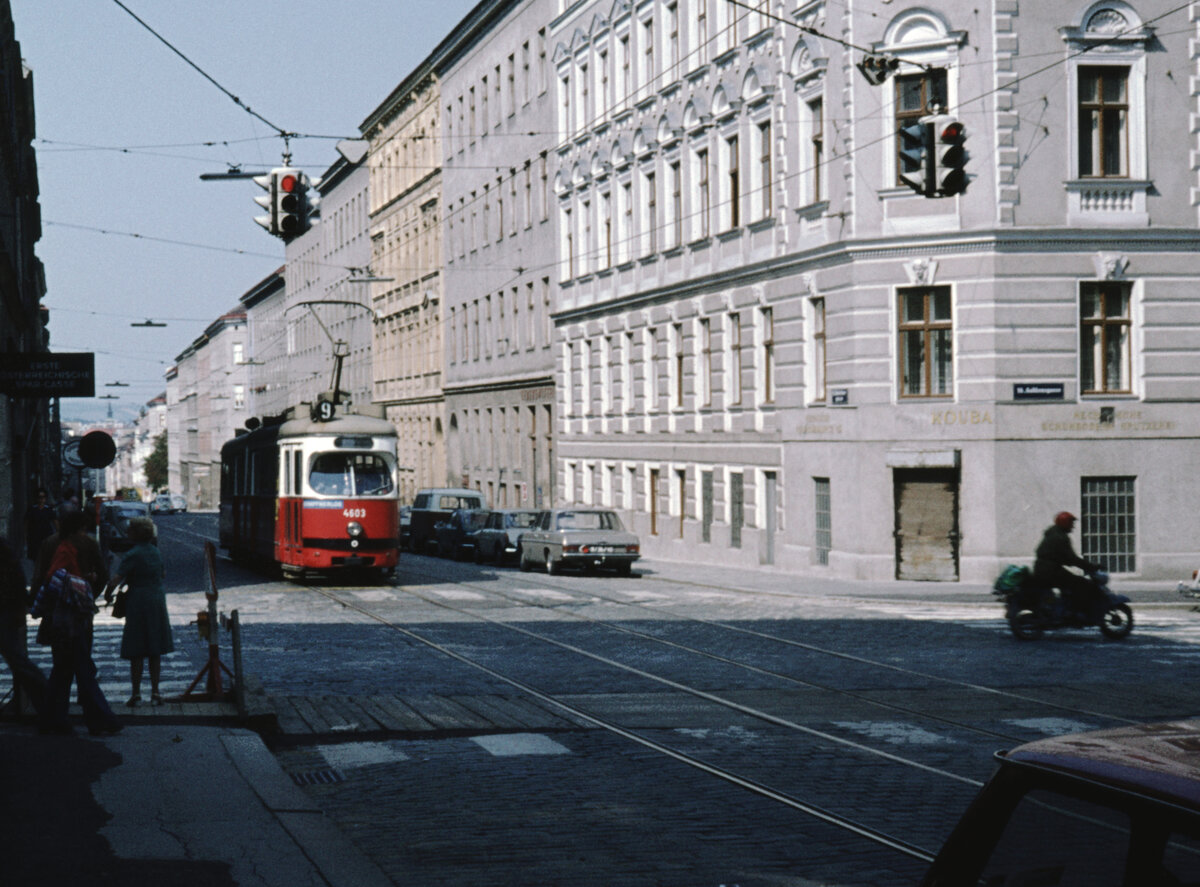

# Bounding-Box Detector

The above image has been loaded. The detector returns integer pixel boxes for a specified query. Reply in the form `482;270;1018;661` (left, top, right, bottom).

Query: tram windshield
308;452;394;497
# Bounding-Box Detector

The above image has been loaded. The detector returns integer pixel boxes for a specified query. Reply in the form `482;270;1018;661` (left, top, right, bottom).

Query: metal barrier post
171;541;234;702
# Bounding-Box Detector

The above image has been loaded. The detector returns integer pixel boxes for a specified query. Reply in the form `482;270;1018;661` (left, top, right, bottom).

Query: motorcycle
992;565;1133;641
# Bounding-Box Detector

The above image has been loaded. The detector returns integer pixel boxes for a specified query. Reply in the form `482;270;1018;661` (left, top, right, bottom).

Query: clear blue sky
11;0;475;422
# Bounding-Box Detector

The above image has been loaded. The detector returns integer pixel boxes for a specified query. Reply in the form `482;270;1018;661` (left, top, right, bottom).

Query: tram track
390;558;1141;737
309;578;944;866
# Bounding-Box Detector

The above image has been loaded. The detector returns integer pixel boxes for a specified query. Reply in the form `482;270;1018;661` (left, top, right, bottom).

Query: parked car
170;494;187;513
920;719;1200;886
433;508;492;560
151;494;173;515
100;500;152;554
475;509;541;565
407;488;486;553
518;508;640;575
398;505;412;550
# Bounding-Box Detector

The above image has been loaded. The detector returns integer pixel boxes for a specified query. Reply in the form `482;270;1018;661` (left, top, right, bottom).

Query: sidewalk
0;720;392;887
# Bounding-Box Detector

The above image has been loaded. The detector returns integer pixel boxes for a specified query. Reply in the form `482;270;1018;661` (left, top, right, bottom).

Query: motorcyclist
1033;512;1104;617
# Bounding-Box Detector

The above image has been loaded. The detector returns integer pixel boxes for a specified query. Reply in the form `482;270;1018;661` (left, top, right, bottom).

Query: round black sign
78;430;116;468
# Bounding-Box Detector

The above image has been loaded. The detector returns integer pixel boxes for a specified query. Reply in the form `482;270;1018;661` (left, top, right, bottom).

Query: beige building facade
361;66;448;502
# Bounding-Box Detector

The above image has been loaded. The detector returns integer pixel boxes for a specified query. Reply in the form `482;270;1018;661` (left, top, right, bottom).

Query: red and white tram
219;410;400;579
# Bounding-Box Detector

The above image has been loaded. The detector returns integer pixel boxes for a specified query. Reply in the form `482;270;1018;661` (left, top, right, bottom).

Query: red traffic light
939;121;965;142
279;173;299;192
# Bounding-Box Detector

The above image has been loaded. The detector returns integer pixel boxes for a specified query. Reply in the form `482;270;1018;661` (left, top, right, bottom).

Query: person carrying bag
30;511;121;736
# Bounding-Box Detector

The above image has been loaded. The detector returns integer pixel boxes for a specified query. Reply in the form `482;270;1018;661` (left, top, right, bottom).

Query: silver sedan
517;508;640;575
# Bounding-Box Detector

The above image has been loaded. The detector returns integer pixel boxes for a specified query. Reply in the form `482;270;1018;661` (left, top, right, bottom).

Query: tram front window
309;453;394;496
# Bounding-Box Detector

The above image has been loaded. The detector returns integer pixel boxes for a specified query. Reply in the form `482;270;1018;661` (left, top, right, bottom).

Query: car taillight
627;544;639;554
564;544;581;553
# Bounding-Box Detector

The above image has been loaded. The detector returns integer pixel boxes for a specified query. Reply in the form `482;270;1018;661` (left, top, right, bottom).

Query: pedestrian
0;536;47;717
103;518;173;707
23;488;57;561
31;510;121;736
56;488;80;522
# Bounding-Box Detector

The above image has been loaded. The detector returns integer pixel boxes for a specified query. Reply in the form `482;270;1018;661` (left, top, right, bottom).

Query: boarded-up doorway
894;468;960;581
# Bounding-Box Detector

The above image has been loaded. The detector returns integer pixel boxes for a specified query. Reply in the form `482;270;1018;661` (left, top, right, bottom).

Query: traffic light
898;118;933;197
253;171;277;235
274;167;303;238
931;115;967;196
857;54;899;86
297;174;320;236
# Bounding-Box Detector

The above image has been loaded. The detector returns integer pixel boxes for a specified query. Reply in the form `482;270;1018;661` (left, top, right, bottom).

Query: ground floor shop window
1081;476;1136;573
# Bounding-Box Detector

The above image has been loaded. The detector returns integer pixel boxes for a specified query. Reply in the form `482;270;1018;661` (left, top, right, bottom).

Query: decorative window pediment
1060;2;1154;50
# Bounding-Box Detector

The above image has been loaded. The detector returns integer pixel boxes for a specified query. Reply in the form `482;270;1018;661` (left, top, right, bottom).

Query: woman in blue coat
104;517;174;706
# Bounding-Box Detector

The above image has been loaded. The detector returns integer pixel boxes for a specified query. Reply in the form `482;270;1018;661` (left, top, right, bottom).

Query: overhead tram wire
110;0;296;151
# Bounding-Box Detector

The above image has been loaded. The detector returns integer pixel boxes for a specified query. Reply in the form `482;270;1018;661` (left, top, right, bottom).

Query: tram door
894;468;960;581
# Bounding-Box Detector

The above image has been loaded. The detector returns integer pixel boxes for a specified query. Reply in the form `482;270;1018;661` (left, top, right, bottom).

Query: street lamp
131;319;167;327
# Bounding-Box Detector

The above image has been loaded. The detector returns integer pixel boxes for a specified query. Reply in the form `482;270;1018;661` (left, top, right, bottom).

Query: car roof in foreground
1002;719;1200;809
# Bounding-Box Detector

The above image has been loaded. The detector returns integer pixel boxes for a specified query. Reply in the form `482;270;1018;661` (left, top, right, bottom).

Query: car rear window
556;511;622;531
437;495;483;510
505;512;540;529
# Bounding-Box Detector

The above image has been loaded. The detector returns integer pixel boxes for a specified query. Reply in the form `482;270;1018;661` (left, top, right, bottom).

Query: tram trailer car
219;412;400;579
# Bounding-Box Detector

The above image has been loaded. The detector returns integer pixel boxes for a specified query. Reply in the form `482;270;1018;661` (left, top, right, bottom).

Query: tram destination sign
1014;382;1065;401
0;352;95;397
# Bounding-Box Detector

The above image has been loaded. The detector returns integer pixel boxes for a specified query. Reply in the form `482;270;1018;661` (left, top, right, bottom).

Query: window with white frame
622;331;634;413
670;323;684;408
668;159;682;248
563;341;575;416
581;338;592;416
758;306;775;404
724;134;740;230
1063;5;1151;188
620;180;632;264
641;16;655;96
601;335;613;414
601;190;613;269
754;120;772;220
696;147;711;239
898;287;952;398
728;311;743;405
644;327;658;412
698;317;712;407
642;168;657;255
1080;281;1132;394
807;96;824;204
809;297;826;403
895;69;947;187
1078;66;1129;178
695;2;709;66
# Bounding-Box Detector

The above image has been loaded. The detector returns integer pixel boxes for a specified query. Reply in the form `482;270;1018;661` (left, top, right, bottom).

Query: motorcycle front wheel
1100;603;1133;639
1009;610;1044;641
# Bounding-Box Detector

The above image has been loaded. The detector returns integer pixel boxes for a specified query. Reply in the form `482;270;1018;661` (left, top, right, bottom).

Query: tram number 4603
343;508;367;519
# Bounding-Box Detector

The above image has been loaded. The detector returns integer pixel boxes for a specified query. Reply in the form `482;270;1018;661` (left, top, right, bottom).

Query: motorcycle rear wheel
1100;603;1133;639
1009;610;1043;641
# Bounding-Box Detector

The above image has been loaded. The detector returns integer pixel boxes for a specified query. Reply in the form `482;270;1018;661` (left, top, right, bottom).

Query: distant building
171;309;249;510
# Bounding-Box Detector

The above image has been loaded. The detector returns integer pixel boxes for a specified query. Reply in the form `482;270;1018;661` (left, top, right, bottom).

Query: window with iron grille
814;477;831;565
1081;476;1135;573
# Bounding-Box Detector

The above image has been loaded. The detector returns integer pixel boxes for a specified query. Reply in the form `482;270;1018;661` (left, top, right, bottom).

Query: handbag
111;587;128;619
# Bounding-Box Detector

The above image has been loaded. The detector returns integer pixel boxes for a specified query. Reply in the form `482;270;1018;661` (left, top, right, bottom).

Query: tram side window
309;452;394;496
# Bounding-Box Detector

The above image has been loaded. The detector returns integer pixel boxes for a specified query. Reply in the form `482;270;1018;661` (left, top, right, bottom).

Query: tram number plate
343;508;367;519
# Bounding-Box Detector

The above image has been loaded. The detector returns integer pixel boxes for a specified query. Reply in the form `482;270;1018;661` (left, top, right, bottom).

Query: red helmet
1054;511;1077;530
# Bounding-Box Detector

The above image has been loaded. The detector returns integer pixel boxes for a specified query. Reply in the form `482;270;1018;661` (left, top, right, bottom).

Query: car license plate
592;546;614;553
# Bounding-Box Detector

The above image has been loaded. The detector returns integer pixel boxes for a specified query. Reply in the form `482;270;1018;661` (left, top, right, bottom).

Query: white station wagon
517;508;640;575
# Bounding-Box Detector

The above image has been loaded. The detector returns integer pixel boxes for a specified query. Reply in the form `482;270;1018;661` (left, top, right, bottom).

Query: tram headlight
347;521;364;539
